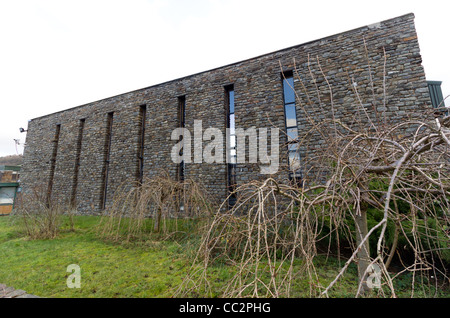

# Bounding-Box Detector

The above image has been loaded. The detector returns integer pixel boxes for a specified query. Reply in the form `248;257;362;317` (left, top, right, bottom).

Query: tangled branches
179;49;449;297
12;186;75;239
98;173;214;242
177;178;322;297
282;50;450;296
317;113;450;296
177;112;449;298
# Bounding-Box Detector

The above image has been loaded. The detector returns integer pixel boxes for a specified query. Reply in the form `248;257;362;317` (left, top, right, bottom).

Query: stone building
21;13;435;213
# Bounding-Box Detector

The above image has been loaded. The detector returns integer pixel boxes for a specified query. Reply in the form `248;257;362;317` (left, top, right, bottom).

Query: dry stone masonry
21;13;433;214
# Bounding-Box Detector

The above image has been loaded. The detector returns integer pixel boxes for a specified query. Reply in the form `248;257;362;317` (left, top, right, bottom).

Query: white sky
0;0;449;157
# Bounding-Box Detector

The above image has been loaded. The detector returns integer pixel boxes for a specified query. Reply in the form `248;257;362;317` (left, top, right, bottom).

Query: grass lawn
0;215;447;298
0;215;202;297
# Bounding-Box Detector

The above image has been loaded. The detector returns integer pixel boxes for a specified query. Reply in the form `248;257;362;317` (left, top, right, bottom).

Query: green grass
0;215;447;298
0;215;199;297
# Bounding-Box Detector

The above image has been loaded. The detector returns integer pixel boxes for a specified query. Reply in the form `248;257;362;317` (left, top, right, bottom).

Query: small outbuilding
0;165;20;215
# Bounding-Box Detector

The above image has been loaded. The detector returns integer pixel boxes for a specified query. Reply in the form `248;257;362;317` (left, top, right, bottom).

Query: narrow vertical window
177;96;186;182
71;118;85;206
225;85;237;206
282;71;302;182
137;105;146;185
100;112;113;210
47;124;61;206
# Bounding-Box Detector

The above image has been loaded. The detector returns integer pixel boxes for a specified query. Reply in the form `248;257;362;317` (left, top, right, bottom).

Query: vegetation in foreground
0;215;447;298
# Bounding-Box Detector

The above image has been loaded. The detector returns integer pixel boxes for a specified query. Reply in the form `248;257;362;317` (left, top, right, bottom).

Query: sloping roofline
30;13;415;121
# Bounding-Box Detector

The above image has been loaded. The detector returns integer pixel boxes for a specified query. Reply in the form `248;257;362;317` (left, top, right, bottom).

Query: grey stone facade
21;13;433;213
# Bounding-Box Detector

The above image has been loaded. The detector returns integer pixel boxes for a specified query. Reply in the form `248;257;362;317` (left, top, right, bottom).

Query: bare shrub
97;173;214;243
176;178;324;298
292;50;450;296
12;186;70;239
315;113;450;297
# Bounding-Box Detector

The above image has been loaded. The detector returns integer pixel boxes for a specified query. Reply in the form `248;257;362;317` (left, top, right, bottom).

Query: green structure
427;81;445;109
0;165;20;215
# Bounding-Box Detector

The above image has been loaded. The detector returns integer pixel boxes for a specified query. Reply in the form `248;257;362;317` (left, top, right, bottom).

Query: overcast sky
0;0;449;157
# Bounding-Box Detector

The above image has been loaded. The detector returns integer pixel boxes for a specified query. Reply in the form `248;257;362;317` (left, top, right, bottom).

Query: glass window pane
229;114;235;135
283;77;295;104
285;104;297;127
288;142;298;151
289;151;301;171
287;127;298;142
229;164;236;179
0;187;15;205
229;90;235;114
229;113;235;128
229;135;236;148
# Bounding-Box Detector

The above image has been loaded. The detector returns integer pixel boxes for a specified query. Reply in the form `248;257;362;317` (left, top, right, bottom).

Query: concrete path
0;284;40;298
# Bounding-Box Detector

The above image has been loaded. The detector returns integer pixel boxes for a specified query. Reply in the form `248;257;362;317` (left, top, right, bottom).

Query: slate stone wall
21;13;433;213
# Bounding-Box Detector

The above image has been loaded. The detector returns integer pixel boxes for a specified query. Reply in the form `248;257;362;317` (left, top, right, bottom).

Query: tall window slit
225;85;237;207
71;118;85;206
282;71;302;183
100;112;113;210
137;105;146;185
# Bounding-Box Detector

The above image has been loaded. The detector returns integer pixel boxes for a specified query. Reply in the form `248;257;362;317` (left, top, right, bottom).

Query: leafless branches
175;178;323;297
13;186;74;239
179;47;449;297
98;172;214;242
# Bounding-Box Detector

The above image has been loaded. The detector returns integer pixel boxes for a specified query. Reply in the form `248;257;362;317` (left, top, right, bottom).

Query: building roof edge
28;13;415;122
